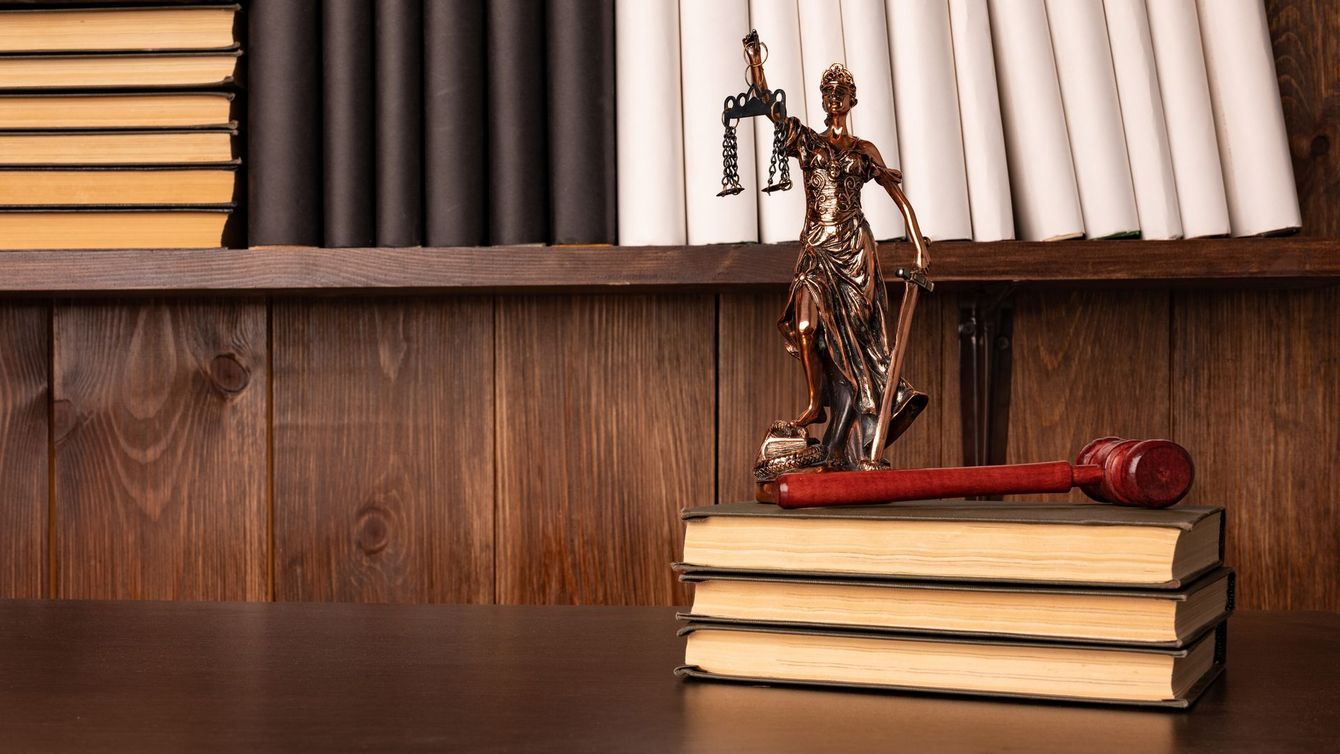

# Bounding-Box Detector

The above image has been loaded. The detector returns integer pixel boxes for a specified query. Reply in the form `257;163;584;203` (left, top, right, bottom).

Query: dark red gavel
757;437;1194;509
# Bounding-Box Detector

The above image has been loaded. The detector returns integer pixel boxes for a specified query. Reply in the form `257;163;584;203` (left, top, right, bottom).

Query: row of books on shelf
0;1;1304;253
674;500;1232;707
623;0;1302;247
0;3;241;250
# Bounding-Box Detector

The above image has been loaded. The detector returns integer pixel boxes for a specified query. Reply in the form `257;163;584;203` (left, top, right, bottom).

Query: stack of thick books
0;3;241;249
675;500;1233;707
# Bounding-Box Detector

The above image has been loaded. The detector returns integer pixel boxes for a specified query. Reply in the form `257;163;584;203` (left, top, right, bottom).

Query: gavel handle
765;462;1105;509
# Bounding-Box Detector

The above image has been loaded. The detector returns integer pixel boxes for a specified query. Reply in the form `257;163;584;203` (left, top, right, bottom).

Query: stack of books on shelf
0;3;241;250
675;500;1233;707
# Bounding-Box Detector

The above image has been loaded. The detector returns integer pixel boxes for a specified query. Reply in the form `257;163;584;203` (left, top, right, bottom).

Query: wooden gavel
757;437;1194;509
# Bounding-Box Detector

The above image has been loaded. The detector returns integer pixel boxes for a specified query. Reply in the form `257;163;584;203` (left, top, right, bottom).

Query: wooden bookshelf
0;237;1336;294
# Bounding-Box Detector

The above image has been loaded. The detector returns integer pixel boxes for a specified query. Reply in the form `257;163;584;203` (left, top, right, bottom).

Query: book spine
1195;0;1300;236
1146;0;1230;239
887;0;973;242
322;0;375;248
424;0;488;247
546;0;616;244
796;0;845;131
840;0;906;242
375;0;424;248
1104;0;1182;240
986;0;1084;241
749;0;809;244
486;0;549;245
680;0;757;245
948;0;1014;242
247;0;322;246
614;0;685;245
1044;0;1139;239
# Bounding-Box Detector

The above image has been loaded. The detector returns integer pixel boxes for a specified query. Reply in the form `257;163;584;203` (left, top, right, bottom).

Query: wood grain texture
272;298;494;603
0;302;47;598
495;295;714;606
717;292;945;504
1173;288;1340;611
53;300;266;600
2;238;1340;294
1;603;1334;753
1268;0;1340;236
1007;291;1171;503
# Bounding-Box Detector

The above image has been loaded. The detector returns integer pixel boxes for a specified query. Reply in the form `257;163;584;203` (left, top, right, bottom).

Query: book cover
614;0;685;245
247;0;321;246
680;0;757;246
546;0;616;245
680;500;1225;588
322;0;375;248
1045;0;1140;240
886;0;972;242
986;0;1084;241
425;0;487;247
676;566;1235;648
373;0;424;248
676;619;1228;708
0;49;242;91
1104;0;1183;240
486;0;548;245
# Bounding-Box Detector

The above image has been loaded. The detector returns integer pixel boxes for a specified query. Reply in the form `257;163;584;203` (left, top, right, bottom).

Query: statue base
753;422;826;482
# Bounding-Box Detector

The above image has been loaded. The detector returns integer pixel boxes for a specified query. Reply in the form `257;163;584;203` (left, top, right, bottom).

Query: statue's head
820;63;857;122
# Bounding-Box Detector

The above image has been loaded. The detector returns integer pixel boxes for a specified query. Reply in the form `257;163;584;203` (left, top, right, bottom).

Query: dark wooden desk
0;602;1334;752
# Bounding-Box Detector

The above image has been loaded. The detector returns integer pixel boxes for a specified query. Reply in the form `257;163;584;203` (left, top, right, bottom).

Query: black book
546;0;615;244
323;0;375;248
424;0;487;247
486;0;548;245
247;0;322;246
375;0;423;247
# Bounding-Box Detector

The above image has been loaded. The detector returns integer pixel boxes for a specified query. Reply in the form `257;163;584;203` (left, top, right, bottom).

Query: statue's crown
820;63;856;95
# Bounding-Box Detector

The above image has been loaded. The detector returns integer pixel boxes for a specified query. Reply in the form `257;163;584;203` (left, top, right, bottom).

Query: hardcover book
680;501;1223;587
0;50;241;90
0;5;240;54
677;619;1227;708
0;92;237;130
0;163;238;205
0;206;233;249
678;566;1234;647
0;129;238;165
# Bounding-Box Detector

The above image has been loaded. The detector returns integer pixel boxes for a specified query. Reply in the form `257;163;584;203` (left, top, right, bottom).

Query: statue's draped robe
778;117;894;455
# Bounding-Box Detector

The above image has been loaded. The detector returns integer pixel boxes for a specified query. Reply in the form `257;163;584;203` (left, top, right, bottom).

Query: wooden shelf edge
0;237;1336;295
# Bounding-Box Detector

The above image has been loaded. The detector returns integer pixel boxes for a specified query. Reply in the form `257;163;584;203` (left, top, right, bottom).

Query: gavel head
1076;437;1195;508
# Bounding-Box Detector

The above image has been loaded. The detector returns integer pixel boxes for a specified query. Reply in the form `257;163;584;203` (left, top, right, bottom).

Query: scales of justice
720;30;934;488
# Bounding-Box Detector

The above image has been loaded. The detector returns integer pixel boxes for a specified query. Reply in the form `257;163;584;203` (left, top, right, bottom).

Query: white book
1146;0;1229;238
841;0;905;241
948;0;1013;241
749;0;809;244
615;0;686;245
797;0;845;131
1196;0;1300;236
1104;0;1182;240
886;0;973;241
681;0;759;245
1045;0;1139;239
987;0;1084;241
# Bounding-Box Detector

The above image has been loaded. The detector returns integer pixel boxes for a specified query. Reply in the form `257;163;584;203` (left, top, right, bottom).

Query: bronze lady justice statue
738;32;933;482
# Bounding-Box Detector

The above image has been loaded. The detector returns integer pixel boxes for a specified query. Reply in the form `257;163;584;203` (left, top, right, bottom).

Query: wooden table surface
0;602;1335;752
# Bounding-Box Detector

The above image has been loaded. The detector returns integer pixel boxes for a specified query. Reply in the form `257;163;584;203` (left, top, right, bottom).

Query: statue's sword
868;245;933;461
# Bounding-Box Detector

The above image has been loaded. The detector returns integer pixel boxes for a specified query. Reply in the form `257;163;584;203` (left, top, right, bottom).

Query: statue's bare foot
787;405;826;428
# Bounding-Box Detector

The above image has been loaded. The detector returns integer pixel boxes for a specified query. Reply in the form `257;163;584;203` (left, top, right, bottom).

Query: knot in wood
209;354;250;393
355;507;391;556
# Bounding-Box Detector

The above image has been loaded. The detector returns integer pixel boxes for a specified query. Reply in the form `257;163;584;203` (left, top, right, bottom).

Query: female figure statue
744;33;932;480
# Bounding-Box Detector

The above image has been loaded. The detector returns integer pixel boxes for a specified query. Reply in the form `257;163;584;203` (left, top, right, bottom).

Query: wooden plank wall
0;1;1334;610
